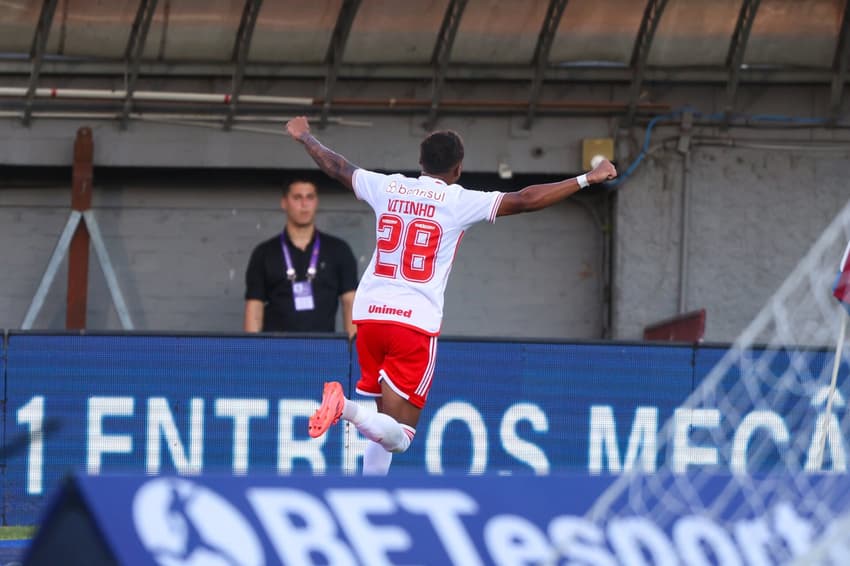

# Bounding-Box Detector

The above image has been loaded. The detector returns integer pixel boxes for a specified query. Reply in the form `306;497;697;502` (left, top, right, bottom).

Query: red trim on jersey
353;318;441;336
352;169;367;201
489;192;505;223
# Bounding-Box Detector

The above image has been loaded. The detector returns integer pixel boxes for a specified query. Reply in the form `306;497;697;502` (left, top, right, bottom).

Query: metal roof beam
624;0;669;127
724;0;761;120
425;0;468;131
22;0;60;125
224;0;264;131
3;60;849;85
830;0;850;123
319;0;362;128
120;0;159;129
525;0;569;130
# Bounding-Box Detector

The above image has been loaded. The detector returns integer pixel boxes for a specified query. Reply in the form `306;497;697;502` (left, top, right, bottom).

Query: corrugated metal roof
0;0;837;68
0;0;844;125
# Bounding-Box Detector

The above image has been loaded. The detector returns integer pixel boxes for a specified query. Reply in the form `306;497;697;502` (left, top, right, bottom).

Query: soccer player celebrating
285;116;617;475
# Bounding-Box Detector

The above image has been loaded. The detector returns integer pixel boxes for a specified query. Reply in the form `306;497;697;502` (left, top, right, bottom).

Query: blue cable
747;114;827;125
604;108;828;188
605;112;678;188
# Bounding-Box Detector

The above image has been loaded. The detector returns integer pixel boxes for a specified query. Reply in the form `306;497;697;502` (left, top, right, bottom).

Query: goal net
585;197;850;565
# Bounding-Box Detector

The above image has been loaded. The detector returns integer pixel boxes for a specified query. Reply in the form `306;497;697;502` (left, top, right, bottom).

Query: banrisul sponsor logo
386;180;446;202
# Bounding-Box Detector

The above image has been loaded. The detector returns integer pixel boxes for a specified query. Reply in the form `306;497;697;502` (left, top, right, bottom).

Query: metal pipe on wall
0;87;313;106
0;110;372;130
677;150;691;314
571;197;610;339
0;86;672;116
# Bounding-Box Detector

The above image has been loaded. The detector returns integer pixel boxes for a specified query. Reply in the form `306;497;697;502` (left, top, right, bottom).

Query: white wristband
577;174;589;189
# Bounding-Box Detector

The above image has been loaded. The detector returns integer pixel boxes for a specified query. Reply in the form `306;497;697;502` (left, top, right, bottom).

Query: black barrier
22;478;117;566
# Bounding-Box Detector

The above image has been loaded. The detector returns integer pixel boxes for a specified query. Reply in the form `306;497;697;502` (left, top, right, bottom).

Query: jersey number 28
375;214;443;283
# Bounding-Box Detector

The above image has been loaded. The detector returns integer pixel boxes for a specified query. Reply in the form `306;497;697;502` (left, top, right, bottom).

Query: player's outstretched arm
286;116;357;191
496;159;617;217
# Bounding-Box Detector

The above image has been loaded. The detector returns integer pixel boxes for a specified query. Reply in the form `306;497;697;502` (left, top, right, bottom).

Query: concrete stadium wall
0;84;848;341
614;142;850;341
610;84;850;340
0;178;603;339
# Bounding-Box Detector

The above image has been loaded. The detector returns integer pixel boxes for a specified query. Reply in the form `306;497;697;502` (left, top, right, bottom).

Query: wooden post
66;127;93;329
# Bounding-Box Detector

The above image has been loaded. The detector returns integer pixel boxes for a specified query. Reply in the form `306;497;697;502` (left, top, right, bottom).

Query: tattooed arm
285;116;357;191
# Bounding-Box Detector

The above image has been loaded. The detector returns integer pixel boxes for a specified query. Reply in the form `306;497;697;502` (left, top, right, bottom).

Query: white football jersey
352;169;504;335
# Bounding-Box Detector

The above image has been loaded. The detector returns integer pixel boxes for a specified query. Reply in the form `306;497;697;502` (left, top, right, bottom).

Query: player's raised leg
308;381;416;455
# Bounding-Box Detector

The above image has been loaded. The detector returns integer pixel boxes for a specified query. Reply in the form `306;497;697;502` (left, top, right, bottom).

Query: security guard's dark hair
420;130;464;175
283;179;317;196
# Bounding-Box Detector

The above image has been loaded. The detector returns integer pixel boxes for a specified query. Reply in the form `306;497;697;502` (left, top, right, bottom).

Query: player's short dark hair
420;130;464;174
283;179;317;196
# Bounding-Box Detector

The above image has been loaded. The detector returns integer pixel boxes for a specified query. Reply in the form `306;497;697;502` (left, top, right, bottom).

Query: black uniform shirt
245;230;358;332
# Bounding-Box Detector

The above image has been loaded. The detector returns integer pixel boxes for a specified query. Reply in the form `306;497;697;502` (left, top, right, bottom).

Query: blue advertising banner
29;472;850;565
4;333;351;524
4;335;699;525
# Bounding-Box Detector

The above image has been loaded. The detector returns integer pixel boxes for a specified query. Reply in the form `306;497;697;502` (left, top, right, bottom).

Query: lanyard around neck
280;231;320;281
